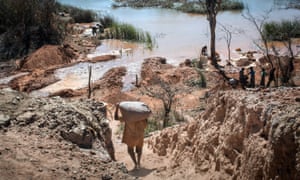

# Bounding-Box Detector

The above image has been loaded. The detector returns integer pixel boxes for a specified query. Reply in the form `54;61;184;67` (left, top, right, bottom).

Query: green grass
114;0;244;14
101;17;155;50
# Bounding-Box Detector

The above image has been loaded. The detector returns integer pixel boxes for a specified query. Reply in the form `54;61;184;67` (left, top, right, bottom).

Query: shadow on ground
128;167;156;178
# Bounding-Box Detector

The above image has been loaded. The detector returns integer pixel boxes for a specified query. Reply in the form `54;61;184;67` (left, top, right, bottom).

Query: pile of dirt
0;89;135;179
140;57;201;86
147;88;300;179
21;44;77;71
9;69;58;92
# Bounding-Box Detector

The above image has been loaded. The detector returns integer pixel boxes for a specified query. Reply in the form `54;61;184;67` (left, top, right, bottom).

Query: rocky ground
0;89;134;180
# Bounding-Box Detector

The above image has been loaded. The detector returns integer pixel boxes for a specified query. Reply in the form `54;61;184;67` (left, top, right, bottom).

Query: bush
99;16;114;28
144;109;181;136
220;0;244;11
56;3;97;23
145;117;162;137
263;19;300;41
114;0;244;13
176;3;206;14
0;0;65;61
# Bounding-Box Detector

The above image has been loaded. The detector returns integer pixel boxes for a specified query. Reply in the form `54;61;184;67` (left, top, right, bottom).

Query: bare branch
242;6;274;67
140;78;178;128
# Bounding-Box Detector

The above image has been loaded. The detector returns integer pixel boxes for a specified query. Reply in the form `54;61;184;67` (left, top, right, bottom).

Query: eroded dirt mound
148;88;300;179
0;89;134;179
21;44;77;71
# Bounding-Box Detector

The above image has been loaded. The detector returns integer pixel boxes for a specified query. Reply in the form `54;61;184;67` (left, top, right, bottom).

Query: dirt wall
148;88;300;179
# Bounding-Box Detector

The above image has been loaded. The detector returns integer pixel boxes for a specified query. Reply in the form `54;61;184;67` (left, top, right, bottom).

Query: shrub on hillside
0;0;65;61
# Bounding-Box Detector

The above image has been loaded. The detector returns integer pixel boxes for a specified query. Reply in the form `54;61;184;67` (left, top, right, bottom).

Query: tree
201;0;222;67
219;23;242;62
142;78;178;128
199;0;231;82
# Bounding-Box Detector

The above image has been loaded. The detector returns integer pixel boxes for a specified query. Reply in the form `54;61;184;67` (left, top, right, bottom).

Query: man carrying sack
114;101;151;169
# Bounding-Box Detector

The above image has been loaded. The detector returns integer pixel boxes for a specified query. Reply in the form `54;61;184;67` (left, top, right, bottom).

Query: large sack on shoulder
119;101;151;122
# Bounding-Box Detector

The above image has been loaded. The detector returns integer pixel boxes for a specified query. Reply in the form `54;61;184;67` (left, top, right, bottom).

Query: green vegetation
186;71;207;88
99;16;115;28
144;109;185;136
220;0;244;11
114;0;244;14
0;0;64;61
175;3;206;13
0;0;98;61
56;3;97;23
176;0;243;13
145;112;163;136
185;59;207;88
263;19;300;41
101;16;155;49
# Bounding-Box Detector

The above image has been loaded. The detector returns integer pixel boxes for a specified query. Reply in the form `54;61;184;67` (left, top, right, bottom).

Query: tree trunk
210;18;217;67
227;44;231;61
163;100;172;128
206;0;218;67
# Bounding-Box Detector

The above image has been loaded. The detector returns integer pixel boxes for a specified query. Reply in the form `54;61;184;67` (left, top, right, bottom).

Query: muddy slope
148;88;300;179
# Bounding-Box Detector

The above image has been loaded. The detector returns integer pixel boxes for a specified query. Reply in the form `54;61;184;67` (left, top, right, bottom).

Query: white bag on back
118;101;151;122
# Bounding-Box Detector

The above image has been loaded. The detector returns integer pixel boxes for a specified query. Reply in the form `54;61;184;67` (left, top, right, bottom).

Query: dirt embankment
21;44;77;71
147;88;300;179
0;89;135;180
7;44;78;92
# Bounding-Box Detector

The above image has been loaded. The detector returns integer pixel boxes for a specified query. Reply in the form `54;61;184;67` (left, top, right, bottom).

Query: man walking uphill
114;101;151;170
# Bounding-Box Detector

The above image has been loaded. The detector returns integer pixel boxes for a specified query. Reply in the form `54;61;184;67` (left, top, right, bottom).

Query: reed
102;17;155;49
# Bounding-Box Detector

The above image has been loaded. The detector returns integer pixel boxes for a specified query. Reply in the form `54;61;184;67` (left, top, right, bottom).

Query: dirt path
109;119;170;179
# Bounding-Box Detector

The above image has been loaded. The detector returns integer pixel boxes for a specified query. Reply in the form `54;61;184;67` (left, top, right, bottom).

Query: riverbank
113;0;244;14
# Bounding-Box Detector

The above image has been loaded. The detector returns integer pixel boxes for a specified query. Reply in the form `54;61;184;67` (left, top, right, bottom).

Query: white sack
119;101;151;122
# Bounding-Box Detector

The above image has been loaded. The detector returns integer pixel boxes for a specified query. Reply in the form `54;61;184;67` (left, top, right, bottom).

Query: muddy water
34;0;299;95
58;0;300;59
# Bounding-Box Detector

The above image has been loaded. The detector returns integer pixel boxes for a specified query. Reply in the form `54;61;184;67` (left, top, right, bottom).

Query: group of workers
239;67;276;89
